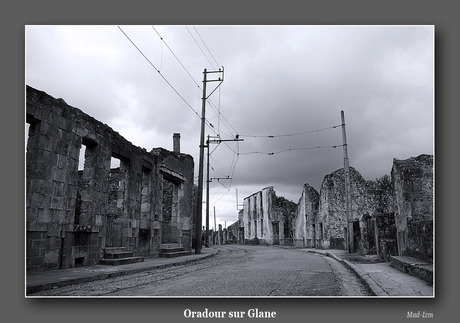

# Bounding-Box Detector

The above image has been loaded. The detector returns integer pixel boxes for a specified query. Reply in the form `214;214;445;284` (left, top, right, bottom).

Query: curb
27;249;218;295
308;250;388;297
330;254;389;297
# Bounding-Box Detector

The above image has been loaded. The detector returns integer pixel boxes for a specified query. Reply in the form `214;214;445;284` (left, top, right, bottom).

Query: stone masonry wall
392;154;433;262
26;86;194;272
316;167;394;252
317;167;373;250
242;187;296;246
295;183;320;247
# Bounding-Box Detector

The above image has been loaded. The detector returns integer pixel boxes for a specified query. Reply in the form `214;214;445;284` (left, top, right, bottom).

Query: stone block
56;154;68;169
29;256;45;266
50;208;64;223
141;202;150;213
52;168;67;183
26;207;38;224
37;207;51;223
50;196;64;209
33;162;53;180
95;214;103;226
58;116;72;132
27;222;48;232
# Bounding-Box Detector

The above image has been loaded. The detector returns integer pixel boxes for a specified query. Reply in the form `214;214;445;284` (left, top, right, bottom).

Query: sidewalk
26;247;218;295
301;248;434;297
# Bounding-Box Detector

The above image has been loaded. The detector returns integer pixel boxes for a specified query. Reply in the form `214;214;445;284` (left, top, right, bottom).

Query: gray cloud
25;25;434;226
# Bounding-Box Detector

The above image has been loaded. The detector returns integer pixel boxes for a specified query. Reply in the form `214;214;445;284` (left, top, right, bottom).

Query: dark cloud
26;25;434;227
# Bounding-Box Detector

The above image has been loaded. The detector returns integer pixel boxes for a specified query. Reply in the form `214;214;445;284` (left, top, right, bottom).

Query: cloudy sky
25;25;434;228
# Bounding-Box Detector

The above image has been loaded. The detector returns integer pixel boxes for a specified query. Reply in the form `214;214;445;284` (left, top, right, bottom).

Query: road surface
31;244;371;297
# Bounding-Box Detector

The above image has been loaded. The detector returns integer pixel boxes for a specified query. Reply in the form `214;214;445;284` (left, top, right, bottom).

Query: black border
10;0;457;322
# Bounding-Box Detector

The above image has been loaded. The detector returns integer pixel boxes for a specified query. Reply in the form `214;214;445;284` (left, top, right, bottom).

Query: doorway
272;222;279;245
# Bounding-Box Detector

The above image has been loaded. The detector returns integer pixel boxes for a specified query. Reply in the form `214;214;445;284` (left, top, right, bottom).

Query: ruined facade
242;187;297;245
227;211;244;244
26;86;194;272
294;183;319;248
314;167;397;255
237;154;433;263
317;167;377;251
392;154;433;262
292;154;432;262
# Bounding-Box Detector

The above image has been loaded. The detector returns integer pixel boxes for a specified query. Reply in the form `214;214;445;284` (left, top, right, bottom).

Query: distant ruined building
294;183;320;248
242;187;297;246
236;155;433;263
26;86;195;272
311;167;396;258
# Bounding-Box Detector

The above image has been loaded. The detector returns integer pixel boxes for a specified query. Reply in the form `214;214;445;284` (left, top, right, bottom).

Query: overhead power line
118;26;219;135
152;26;201;89
236;124;343;156
193;26;220;68
152;26;239;139
239;124;342;138
237;144;344;156
186;26;218;70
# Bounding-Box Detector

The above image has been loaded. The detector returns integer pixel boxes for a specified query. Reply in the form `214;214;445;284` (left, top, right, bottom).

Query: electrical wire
152;26;238;139
118;26;218;136
152;26;201;89
237;144;343;156
239;124;342;138
150;26;239;199
185;26;218;70
193;26;220;68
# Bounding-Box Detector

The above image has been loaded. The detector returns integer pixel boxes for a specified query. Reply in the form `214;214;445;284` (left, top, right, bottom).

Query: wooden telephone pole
341;110;353;253
195;68;224;254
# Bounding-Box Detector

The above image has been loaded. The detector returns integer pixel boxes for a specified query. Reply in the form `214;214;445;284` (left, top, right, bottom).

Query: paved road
31;245;371;297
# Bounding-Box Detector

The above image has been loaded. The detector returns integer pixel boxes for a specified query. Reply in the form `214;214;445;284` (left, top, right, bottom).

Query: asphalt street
30;245;371;297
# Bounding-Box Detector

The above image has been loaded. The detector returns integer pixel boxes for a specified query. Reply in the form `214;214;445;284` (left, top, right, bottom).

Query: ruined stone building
392;154;433;262
242;187;297;245
234;154;432;264
294;183;319;248
26;86;194;272
293;154;432;262
313;167;396;257
227;214;243;244
317;167;376;251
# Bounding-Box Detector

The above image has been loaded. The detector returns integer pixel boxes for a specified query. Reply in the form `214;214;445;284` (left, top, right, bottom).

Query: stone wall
374;213;398;261
236;154;432;261
317;167;373;250
26;86;194;272
392;154;433;262
316;167;397;253
295;183;319;247
242;187;296;245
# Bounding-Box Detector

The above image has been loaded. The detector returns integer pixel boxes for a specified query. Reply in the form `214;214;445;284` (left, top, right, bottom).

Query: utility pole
195;68;224;254
205;134;243;247
205;135;210;247
341;110;353;253
235;188;243;210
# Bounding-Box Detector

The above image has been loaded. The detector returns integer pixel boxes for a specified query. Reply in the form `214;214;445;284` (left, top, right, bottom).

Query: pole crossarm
208;138;244;144
204;67;224;99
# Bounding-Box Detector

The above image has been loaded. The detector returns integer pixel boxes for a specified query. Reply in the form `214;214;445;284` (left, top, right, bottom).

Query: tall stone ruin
392;154;433;262
26;86;194;272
